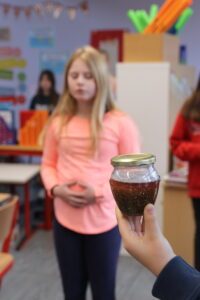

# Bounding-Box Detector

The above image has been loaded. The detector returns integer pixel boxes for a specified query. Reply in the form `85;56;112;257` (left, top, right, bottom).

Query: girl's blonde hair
50;45;116;151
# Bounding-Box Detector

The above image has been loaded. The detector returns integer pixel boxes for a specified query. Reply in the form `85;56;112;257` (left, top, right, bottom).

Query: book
0;107;16;144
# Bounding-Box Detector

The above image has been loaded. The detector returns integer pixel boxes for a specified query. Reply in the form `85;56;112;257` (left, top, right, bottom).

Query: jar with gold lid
110;154;160;216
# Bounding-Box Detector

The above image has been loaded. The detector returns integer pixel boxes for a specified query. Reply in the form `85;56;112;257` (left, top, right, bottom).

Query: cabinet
117;62;195;227
163;182;195;265
117;62;195;176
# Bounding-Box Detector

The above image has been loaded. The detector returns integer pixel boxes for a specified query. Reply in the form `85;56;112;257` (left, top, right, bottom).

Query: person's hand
76;181;96;205
116;204;176;276
53;181;88;208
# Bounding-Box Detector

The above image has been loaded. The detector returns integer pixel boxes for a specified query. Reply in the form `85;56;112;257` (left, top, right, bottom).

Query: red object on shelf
20;111;35;128
90;29;127;62
19;110;48;146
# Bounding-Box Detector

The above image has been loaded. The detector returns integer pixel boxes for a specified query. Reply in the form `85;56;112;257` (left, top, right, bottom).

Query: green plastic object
136;10;148;31
175;8;194;34
127;10;143;33
140;10;150;29
149;4;159;22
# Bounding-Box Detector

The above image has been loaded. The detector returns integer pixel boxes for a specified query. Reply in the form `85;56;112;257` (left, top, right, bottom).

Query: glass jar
110;154;160;216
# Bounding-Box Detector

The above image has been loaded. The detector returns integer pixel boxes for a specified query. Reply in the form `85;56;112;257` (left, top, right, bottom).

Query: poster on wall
0;28;11;42
29;28;55;48
40;51;68;74
0;46;27;105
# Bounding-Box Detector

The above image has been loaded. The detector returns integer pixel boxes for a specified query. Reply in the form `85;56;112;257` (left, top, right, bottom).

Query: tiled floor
0;231;156;300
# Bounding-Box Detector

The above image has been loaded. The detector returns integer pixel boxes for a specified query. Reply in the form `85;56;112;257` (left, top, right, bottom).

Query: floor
0;230;156;300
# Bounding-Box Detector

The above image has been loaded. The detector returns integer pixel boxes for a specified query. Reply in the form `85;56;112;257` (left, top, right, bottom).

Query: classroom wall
0;0;199;108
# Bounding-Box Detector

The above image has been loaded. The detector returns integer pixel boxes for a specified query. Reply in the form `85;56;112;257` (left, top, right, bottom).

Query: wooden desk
0;145;43;157
0;145;52;231
163;181;195;266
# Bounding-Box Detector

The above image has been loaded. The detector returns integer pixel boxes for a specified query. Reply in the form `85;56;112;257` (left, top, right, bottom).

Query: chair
0;196;19;287
0;163;40;248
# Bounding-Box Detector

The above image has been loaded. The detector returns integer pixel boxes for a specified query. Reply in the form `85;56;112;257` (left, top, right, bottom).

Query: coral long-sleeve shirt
41;110;140;234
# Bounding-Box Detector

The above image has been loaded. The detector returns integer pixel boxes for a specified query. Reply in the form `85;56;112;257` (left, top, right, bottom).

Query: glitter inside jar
110;154;160;216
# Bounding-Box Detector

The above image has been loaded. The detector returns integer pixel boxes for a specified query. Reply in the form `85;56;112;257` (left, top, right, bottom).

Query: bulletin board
0;46;27;105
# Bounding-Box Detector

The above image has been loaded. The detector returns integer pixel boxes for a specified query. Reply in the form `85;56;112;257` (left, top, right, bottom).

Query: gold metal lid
111;153;156;167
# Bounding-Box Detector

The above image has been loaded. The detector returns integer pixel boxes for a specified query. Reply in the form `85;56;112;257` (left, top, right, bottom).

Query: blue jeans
54;218;121;300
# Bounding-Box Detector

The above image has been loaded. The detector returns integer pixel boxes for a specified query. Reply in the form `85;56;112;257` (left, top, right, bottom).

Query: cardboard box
123;33;179;63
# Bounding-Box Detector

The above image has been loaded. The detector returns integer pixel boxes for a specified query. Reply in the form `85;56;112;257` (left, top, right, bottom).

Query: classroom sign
40;51;68;74
29;28;55;48
0;58;27;69
0;47;21;57
0;46;27;105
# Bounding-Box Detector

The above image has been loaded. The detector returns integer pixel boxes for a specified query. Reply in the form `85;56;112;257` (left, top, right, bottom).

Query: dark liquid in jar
110;179;160;216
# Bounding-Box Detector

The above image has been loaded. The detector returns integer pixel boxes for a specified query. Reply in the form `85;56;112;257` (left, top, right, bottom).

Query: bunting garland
67;7;77;20
0;1;89;20
24;6;32;19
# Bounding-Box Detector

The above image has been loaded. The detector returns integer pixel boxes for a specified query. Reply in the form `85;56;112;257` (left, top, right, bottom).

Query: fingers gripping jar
110;154;160;216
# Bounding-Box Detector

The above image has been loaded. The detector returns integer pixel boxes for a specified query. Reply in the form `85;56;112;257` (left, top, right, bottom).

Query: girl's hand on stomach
76;182;96;205
53;181;88;208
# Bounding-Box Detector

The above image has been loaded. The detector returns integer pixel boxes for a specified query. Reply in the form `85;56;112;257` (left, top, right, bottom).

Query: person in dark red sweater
170;76;200;271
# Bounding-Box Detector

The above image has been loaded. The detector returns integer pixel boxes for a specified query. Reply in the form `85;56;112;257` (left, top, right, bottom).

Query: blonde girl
41;46;140;300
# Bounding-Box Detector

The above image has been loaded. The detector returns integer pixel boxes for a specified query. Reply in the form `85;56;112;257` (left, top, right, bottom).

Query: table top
0;144;42;151
162;180;187;189
0;163;40;184
0;145;43;157
0;193;12;203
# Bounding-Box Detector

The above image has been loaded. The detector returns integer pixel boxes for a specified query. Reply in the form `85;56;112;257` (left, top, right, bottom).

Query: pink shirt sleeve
95;114;140;201
41;119;59;197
